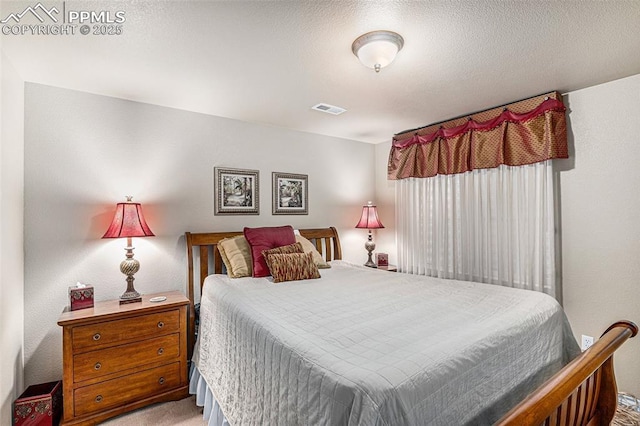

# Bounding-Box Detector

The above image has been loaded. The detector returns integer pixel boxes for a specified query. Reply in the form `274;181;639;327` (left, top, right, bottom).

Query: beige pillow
296;235;331;269
218;236;252;278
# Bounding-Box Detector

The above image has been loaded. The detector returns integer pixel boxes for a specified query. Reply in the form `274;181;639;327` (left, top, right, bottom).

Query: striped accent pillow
262;242;304;273
264;252;320;283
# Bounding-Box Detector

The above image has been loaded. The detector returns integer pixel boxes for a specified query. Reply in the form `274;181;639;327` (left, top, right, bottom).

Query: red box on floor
69;285;94;311
13;380;62;426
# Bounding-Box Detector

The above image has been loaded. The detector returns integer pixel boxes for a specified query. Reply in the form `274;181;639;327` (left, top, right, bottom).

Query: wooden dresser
57;291;189;425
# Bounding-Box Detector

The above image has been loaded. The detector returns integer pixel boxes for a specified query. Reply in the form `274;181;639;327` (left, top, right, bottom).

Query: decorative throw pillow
262;242;304;272
218;236;253;278
295;235;331;269
244;225;297;277
265;252;320;283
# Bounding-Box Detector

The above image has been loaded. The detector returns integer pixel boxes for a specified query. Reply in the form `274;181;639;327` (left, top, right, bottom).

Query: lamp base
119;284;142;305
119;296;142;305
119;245;142;305
119;283;142;304
364;233;377;268
364;259;377;268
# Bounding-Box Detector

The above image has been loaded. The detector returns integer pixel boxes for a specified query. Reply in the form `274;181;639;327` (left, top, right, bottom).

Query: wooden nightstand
377;265;398;272
57;291;189;425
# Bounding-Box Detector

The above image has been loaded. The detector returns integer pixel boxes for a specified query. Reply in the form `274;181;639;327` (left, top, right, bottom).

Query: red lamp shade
355;202;384;229
102;200;154;239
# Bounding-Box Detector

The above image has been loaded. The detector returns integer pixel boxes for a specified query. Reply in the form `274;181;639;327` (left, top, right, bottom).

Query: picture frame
214;167;259;215
272;172;308;215
376;253;389;267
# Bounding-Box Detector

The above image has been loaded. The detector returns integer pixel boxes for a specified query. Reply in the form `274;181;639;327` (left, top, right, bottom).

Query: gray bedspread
193;261;579;426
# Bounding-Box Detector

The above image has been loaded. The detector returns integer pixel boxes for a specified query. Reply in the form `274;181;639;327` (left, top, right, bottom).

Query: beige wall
0;52;25;423
23;83;376;386
560;74;640;396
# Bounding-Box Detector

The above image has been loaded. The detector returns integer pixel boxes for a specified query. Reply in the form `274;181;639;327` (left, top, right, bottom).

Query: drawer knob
157;321;164;329
94;362;102;370
157;348;164;355
158;377;165;385
95;395;103;403
93;333;101;341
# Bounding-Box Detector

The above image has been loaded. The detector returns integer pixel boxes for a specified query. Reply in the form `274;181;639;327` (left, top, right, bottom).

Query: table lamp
102;196;155;304
355;201;384;267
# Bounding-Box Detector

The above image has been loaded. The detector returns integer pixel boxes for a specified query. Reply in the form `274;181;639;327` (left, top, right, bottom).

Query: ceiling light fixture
352;30;404;73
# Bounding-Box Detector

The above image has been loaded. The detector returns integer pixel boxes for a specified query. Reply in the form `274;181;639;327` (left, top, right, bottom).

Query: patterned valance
388;92;568;180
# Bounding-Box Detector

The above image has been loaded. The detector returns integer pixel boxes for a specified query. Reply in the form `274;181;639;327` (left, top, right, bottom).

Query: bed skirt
189;364;230;426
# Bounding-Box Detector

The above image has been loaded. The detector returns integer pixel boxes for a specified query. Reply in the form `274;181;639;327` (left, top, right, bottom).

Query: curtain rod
394;90;563;138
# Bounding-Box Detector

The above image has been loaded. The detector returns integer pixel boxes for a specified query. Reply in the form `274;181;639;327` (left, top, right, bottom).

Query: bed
185;227;637;425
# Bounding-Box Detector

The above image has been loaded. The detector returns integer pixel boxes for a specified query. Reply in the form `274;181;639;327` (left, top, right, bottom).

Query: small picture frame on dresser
376;253;389;267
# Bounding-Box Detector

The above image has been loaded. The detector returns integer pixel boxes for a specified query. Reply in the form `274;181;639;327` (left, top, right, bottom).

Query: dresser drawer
74;362;181;416
73;333;180;383
72;310;180;351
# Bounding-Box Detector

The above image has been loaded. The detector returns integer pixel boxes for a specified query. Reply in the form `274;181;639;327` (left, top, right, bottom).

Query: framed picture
214;167;259;215
272;172;308;215
376;253;389;267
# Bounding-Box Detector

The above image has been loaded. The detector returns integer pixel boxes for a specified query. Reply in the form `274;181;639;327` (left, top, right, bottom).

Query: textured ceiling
2;0;640;144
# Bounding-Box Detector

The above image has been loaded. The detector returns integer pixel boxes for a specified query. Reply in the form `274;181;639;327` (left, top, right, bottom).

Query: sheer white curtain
396;160;557;297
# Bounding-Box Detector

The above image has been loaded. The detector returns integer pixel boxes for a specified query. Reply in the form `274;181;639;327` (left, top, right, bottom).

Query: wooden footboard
496;320;638;426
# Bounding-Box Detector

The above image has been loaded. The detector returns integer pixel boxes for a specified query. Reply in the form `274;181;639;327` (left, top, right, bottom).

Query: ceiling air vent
311;103;346;115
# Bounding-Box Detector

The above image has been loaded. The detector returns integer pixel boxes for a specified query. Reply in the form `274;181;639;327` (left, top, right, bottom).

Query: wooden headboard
185;227;342;358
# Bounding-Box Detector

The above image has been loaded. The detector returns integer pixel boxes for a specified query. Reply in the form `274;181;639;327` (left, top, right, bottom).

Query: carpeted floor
100;394;640;425
100;396;204;425
613;406;640;426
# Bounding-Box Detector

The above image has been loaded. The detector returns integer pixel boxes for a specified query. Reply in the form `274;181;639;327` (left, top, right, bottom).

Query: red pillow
243;226;296;277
